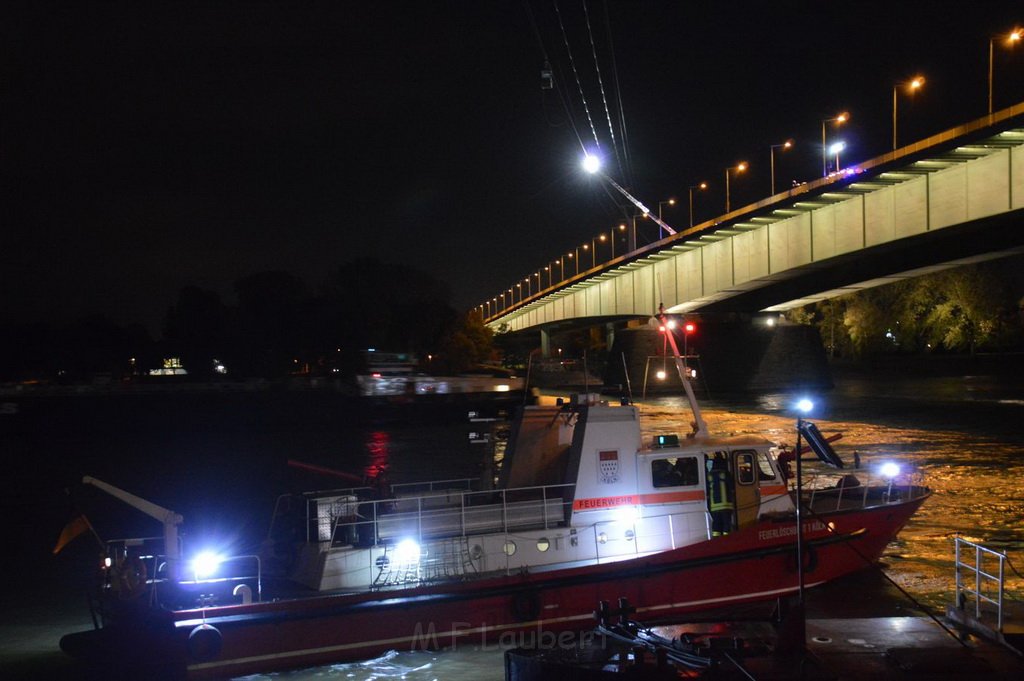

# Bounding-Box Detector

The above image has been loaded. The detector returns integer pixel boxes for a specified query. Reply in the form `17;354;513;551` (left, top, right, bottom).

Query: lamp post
892;76;925;150
543;266;551;289
990;28;1023;114
829;141;846;174
657;199;676;239
792;397;814;651
567;251;578;276
688;182;707;228
821;112;849;176
770;140;793;195
724;162;747;213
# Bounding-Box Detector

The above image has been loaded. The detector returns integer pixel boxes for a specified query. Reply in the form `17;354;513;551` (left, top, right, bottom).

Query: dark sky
3;2;1022;335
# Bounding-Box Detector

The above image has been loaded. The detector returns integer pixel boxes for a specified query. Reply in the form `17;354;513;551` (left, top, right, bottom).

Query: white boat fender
188;623;223;662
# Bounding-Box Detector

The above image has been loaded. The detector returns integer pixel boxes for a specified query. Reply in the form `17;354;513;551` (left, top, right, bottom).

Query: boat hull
61;492;927;679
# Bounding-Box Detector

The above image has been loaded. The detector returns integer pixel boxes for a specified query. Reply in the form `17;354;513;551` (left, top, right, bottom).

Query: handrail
320;482;577;547
954;537;1007;631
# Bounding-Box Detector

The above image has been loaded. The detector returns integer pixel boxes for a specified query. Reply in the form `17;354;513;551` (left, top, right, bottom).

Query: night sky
4;2;1023;335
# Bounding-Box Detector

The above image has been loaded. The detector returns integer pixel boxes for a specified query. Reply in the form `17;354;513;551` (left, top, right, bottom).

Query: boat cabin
276;394;794;593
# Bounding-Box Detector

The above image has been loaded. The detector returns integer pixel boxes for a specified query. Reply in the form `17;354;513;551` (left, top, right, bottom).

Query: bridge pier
539;328;551;358
604;317;832;395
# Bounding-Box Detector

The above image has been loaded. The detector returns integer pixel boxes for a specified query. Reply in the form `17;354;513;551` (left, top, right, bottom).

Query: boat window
503;540;517;556
735;451;755;485
756;451;777;480
651;457;699;488
537;537;550;552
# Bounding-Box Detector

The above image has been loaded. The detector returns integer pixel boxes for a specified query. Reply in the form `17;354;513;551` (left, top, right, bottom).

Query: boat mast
656;304;709;438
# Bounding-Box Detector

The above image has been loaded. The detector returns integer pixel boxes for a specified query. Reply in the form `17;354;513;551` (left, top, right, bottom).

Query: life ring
510;590;541;622
187;623;223;662
785;545;818;574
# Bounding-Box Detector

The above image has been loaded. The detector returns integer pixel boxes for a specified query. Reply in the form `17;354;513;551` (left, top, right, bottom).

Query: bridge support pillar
540;328;551;358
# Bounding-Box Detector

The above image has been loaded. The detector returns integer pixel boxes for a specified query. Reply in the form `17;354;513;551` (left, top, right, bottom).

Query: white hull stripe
187;581;824;673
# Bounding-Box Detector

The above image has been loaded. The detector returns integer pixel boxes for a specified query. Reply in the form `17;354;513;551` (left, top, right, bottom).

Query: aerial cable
602;0;633;188
522;0;584;140
553;0;601;152
582;0;621;176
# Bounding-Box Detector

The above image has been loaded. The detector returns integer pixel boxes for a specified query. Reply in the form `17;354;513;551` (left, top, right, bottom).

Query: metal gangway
946;537;1024;656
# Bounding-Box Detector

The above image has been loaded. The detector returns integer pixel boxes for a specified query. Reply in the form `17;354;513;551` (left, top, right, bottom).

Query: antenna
620;352;633;404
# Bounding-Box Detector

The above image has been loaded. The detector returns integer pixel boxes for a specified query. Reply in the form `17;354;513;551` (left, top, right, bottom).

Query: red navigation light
684;322;696;334
658;325;666;333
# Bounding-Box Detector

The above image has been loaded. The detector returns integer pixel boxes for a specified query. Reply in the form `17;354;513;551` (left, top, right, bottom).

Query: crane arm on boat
82;475;183;579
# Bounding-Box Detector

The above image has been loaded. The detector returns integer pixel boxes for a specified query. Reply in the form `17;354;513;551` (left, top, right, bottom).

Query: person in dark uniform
706;454;735;536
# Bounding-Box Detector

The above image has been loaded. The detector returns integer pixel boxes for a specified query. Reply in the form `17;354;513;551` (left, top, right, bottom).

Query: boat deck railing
321;482;576;547
800;467;929;511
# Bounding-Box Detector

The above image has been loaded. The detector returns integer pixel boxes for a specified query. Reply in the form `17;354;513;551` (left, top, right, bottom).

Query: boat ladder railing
953;536;1008;631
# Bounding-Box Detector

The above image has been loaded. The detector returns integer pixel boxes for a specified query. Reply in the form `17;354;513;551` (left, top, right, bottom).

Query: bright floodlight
582;153;602;174
394;539;421;564
796;398;814;413
829;141;846;155
192;551;224;579
666;319;677;330
656;370;667;380
614;505;641;524
880;462;901;478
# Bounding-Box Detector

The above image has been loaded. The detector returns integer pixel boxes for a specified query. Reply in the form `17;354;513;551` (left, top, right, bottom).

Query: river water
3;370;1023;679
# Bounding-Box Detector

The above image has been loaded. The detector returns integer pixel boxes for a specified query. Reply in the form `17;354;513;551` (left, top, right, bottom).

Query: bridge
482;103;1024;347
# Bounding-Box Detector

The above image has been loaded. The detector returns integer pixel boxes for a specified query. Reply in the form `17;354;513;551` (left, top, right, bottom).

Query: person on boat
110;548;148;600
776;444;794;480
706;454;735;536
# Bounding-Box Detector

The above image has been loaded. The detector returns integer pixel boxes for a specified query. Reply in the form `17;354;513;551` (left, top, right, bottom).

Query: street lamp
567;251;578;276
724;162;747;213
770;140;793;195
515;282;522;304
657;199;676;239
524;277;531;297
543;265;551;288
821;112;849;177
688;182;707;228
892;76;925;150
829;141;846;174
582;243;595;269
990;28;1023;114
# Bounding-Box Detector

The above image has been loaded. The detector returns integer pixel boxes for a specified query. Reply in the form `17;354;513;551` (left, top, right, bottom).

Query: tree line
0;258;495;383
787;257;1024;358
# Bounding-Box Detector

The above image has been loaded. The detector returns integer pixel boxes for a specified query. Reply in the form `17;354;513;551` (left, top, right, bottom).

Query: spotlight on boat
666;319;677;330
614;505;641;524
879;462;901;478
656;370;667;380
192;551;225;579
796;398;814;414
581;153;602;174
394;539;422;564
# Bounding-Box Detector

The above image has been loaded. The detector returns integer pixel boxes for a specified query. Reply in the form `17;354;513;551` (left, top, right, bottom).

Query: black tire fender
510;590;541;622
187;623;223;662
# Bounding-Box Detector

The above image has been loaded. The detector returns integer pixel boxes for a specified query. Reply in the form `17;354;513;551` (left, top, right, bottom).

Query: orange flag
53;514;95;555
